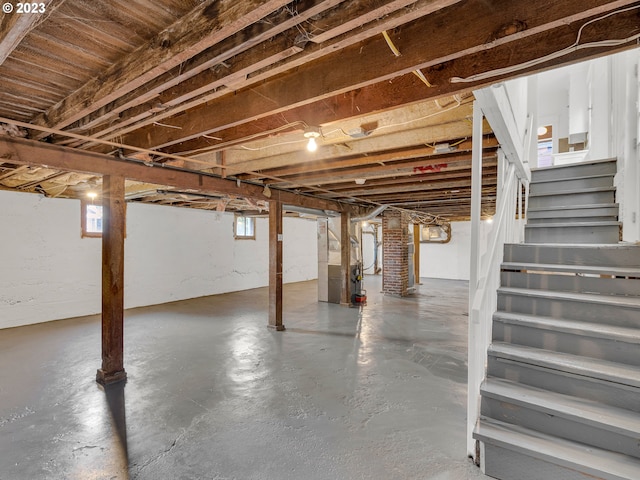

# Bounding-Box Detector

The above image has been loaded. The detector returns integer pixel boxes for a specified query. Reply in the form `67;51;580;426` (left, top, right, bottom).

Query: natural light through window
234;215;255;239
86;205;103;233
81;194;103;237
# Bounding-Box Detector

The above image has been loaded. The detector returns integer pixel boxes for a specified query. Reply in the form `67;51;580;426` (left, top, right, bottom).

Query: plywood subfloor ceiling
1;0;638;220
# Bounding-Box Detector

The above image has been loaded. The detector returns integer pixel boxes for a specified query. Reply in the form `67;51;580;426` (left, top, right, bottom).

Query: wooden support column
96;175;127;385
340;211;351;306
268;200;285;331
413;224;421;285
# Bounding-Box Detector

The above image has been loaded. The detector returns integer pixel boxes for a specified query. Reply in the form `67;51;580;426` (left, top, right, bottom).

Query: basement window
81;198;103;237
234;215;255;239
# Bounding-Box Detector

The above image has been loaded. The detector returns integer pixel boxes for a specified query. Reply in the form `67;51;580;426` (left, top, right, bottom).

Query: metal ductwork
283;205;339;217
351;205;388;223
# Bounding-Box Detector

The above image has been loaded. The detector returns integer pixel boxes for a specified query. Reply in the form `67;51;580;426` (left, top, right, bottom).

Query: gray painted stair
530;158;617;182
493;311;640;366
481;378;640;458
525;158;620;243
476;182;640;480
475;418;640;480
503;243;640;267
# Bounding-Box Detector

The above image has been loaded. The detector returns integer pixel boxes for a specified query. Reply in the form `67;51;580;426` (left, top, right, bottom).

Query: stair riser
503;244;640;268
487;358;640;413
527;206;619;220
481;443;617;480
528;190;615;209
493;322;640;366
500;271;640;297
532;160;617;182
530;175;614;195
525;224;620;244
481;398;640;459
497;293;640;328
527;215;618;224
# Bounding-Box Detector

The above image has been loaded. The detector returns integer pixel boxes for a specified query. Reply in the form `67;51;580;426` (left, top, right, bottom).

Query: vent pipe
351;205;388;223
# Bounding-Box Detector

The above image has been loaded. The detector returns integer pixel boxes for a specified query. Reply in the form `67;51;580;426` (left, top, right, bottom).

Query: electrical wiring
153;121;182;129
373;94;463;132
382;30;434;87
321;94;468;141
451;5;640;84
237;139;307;151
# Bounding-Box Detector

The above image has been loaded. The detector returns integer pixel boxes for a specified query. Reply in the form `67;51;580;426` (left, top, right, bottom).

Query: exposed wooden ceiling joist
1;0;638;221
117;0;640;151
31;0;295;133
0;136;349;212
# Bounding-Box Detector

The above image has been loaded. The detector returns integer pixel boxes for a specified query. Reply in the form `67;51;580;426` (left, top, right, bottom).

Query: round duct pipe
351;205;388;223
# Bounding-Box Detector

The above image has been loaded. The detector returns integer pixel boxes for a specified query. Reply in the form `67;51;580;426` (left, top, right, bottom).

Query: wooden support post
340;211;351;306
413;224;421;285
96;175;127;385
268;200;285;330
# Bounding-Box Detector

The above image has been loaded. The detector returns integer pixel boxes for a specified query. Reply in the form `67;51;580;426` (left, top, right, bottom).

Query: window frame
81;197;103;238
233;214;256;240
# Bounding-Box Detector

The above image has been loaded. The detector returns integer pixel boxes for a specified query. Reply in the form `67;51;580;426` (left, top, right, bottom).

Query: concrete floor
0;276;490;480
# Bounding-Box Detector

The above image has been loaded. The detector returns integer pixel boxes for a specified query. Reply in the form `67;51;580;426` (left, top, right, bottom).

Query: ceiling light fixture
304;126;321;152
354;178;366;185
537;126;548;136
87;191;98;200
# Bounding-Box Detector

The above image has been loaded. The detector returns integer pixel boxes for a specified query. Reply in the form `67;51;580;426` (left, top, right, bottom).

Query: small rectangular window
81;198;103;237
234;215;255;239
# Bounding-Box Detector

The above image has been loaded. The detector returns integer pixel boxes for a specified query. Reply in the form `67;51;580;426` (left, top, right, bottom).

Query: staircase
474;159;640;480
525;158;621;243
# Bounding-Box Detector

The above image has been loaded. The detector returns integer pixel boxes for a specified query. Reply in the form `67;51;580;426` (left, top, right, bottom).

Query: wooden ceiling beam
67;0;462;146
297;166;498;192
164;76;471;158
356;186;496;203
246;136;498;180
0;0;66;65
30;0;294;134
0;136;348;212
325;176;495;198
119;0;639;151
62;0;352;138
223;115;486;175
222;98;475;163
271;153;498;188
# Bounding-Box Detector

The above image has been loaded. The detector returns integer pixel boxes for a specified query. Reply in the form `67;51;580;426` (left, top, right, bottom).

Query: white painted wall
362;223;381;275
536;50;640;242
0;191;102;329
612;49;640;242
0;190;318;329
419;221;491;281
588;56;613;160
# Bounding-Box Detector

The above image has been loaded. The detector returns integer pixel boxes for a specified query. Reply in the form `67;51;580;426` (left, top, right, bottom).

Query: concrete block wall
382;210;409;296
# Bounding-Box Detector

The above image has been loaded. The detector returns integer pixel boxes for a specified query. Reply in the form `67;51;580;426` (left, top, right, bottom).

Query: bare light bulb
307;136;318;152
87;191;98;200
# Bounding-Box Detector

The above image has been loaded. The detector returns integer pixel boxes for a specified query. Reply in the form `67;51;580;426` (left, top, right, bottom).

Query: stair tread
482;378;640;435
527;203;619;213
474;417;640;479
498;286;640;308
532;158;617;172
501;261;640;276
489;342;640;388
493;311;640;344
530;172;615;184
525;221;621;228
528;186;616;197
